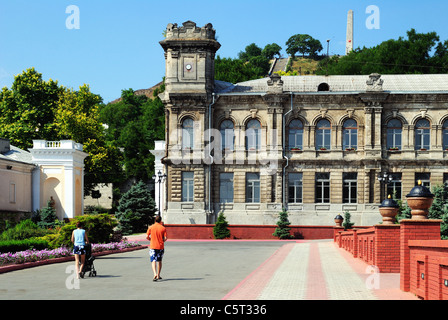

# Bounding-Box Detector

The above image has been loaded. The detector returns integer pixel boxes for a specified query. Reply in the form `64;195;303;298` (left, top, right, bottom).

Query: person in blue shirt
71;221;89;279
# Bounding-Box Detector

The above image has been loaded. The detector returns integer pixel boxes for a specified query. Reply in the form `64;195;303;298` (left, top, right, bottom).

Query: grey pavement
0;239;419;301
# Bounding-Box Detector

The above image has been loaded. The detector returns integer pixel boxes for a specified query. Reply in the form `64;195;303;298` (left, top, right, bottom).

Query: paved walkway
0;236;419;301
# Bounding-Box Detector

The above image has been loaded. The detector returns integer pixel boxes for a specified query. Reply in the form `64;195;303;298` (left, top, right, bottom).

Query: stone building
158;21;448;226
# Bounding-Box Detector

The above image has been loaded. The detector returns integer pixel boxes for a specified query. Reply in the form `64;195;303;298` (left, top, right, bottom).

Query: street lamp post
377;172;393;201
152;170;167;216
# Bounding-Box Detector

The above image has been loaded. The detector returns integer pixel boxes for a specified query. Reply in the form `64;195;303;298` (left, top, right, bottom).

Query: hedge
0;239;50;253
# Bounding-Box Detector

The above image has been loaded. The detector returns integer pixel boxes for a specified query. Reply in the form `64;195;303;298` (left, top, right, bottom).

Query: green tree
99;86;165;181
37;201;59;229
286;34;323;58
262;43;282;60
115;181;156;235
0;68;63;149
428;184;448;239
343;211;354;230
55;85;124;192
317;29;447;75
273;209;293;239
213;212;231;239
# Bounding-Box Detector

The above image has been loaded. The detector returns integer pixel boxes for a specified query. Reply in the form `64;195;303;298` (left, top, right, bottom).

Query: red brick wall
408;240;448;300
374;225;400;273
164;224;336;240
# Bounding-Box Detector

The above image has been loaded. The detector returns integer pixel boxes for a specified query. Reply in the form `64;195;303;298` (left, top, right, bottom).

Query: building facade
159;21;448;226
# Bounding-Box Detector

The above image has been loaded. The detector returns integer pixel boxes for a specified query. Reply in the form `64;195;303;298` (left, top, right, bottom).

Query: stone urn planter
379;195;399;225
334;214;344;227
405;181;434;220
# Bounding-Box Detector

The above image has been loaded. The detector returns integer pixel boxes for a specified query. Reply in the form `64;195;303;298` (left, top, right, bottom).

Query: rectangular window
9;182;16;203
246;173;260;203
343;173;357;204
315;173;330;203
415;173;430;189
181;172;194;202
387;173;402;200
288;173;303;203
219;173;234;203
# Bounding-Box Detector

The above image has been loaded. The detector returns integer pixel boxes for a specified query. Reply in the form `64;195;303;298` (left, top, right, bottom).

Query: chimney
0;138;10;154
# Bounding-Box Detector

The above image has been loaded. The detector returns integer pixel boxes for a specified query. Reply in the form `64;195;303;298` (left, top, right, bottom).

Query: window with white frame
415;119;430;150
387;173;402;200
288;119;303;150
182;118;194;150
315;173;330;203
288;173;303;203
245;119;261;151
220;120;235;151
343;173;357;204
246;172;260;203
387;119;402;150
219;173;234;203
343;119;358;150
181;171;194;202
316;119;331;150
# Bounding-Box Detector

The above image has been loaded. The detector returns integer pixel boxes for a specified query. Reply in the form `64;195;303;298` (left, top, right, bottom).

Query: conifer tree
273;209;293;239
213;212;231;239
115;181;156;235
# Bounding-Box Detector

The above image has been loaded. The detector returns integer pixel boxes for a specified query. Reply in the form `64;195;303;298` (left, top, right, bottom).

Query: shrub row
0;239;50;253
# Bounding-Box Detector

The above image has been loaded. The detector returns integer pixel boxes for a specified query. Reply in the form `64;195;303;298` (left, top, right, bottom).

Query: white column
150;141;166;219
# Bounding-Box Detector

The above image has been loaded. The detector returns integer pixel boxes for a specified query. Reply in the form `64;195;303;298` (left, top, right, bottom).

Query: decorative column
400;182;442;291
30;140;88;220
150;141;166;219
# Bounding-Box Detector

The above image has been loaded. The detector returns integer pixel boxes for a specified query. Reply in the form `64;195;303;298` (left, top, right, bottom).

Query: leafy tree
238;43;263;61
273;209;293;239
262;43;282;60
213;212;231;239
317;29;447;75
99;86;165;181
286;34;323;58
0;68;63;149
55;85;123;192
115;181;156;235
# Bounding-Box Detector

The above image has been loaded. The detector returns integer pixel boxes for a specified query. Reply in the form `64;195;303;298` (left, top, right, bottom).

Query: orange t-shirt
146;222;167;249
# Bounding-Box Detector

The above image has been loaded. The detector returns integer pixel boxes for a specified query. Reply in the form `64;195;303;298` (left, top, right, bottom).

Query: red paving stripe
222;242;297;300
305;242;328;300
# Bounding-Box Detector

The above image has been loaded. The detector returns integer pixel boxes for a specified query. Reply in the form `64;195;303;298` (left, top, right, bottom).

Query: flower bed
0;241;141;266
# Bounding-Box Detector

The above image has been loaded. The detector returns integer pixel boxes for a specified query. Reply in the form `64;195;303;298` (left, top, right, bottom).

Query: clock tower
159;21;221;224
159;21;221;100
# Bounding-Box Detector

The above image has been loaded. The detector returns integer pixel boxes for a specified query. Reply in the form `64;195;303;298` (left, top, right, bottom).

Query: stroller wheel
93;271;97;277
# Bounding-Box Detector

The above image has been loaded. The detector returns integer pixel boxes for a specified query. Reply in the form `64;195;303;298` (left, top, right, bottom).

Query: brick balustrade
334;219;448;300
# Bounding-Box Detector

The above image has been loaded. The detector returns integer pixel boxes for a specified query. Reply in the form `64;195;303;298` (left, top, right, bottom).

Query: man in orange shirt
146;215;167;281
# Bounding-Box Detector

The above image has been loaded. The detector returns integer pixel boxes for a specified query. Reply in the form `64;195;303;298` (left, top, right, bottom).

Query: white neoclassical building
0;139;88;220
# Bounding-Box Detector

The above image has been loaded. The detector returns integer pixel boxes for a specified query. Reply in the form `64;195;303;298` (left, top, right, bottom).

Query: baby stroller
80;243;97;277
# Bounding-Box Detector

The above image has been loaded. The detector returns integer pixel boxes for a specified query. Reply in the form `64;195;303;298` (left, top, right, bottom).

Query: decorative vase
379;195;399;225
405;180;434;220
334;214;344;227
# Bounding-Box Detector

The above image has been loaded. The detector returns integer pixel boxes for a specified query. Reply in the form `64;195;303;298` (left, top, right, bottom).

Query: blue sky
1;0;447;103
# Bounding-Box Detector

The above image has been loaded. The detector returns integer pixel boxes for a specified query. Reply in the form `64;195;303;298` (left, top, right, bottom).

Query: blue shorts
149;249;164;262
73;245;86;255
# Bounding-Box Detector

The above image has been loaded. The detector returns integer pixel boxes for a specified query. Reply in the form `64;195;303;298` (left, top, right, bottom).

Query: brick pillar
400;219;442;292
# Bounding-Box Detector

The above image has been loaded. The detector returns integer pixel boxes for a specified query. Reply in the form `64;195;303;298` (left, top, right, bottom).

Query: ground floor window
246;173;260;203
387;173;402;200
181;171;194;202
343;173;357;203
315;173;330;203
415;173;430;189
288;173;303;203
219;173;234;203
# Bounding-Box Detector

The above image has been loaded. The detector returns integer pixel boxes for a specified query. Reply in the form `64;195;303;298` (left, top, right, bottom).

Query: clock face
185;64;192;71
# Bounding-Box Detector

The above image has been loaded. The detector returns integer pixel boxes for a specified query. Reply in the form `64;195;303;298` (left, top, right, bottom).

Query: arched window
343;119;358;150
415;119;430;150
387;119;402;150
316;119;331;150
443;120;448;151
220;120;234;151
246;119;261;150
182;117;194;150
288;119;303;150
318;83;330;92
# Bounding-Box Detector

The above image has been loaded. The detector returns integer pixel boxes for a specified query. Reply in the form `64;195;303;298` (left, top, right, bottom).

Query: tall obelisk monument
346;10;354;55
